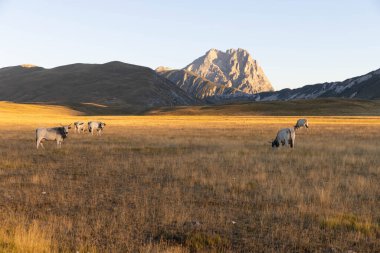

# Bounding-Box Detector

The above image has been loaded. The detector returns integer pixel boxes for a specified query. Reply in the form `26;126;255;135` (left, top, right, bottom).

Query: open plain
0;102;380;252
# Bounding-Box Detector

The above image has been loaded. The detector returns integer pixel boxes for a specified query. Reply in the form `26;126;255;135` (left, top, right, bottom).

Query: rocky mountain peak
184;48;273;94
20;64;38;68
226;48;249;56
155;66;173;73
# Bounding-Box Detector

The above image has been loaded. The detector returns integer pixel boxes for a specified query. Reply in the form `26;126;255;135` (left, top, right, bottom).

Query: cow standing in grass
295;118;309;130
88;121;106;136
74;121;86;133
36;124;71;149
272;127;296;148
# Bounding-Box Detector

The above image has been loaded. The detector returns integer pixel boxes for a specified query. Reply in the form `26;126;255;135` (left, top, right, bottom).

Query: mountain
2;57;378;116
185;48;273;93
0;61;198;114
156;48;273;99
209;68;380;102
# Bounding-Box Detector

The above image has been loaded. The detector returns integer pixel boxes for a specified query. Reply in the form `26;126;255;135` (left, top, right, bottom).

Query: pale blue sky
0;0;379;90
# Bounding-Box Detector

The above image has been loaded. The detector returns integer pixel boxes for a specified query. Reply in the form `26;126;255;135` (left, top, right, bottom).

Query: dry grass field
1;102;380;252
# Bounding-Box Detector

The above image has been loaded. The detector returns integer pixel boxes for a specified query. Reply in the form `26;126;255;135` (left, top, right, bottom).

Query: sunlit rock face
156;48;273;99
183;48;273;94
20;64;38;68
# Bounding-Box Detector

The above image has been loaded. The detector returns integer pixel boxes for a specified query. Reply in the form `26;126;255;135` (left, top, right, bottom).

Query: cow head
100;122;106;129
272;139;280;148
60;124;71;138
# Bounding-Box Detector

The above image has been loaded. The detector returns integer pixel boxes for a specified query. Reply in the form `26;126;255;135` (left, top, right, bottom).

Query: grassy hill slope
147;98;380;116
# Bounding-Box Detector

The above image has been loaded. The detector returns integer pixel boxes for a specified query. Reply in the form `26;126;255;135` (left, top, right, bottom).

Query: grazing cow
271;127;296;148
88;121;106;136
36;124;71;149
295;118;309;130
74;121;86;133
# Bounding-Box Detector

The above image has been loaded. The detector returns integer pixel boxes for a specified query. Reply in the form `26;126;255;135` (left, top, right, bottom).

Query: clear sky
1;0;379;90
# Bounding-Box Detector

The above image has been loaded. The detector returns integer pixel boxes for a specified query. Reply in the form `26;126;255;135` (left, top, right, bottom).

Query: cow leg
290;138;295;148
36;138;44;149
38;139;45;149
57;139;62;148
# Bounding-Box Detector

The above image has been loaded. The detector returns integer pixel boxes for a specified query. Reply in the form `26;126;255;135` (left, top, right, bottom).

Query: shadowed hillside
0;62;198;114
156;69;242;100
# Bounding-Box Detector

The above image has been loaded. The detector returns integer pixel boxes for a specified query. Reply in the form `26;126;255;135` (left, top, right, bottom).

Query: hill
0;62;198;114
147;98;380;116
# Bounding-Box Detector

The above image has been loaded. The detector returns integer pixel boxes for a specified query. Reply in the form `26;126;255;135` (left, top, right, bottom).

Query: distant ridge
210;68;380;102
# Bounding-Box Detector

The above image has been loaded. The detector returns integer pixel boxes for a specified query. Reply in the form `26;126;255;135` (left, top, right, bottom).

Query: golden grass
0;220;55;253
320;213;379;235
1;103;380;252
0;102;80;116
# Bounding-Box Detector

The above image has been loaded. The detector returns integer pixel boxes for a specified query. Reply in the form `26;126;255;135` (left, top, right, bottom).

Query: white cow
295;119;309;130
36;124;71;149
88;121;106;136
74;121;86;133
272;127;296;148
